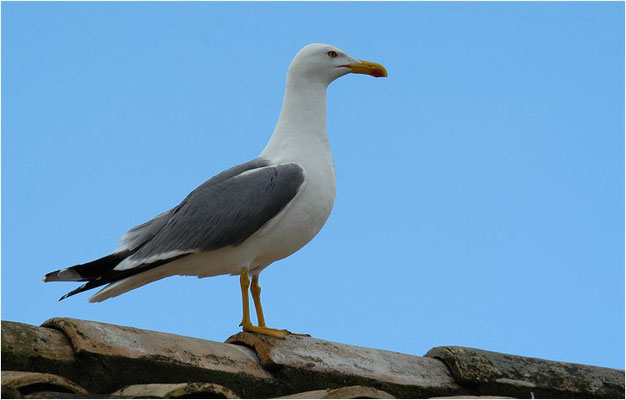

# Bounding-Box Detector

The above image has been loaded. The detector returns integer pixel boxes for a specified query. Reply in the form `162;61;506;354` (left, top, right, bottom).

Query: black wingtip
50;252;187;303
58;294;71;302
57;282;89;302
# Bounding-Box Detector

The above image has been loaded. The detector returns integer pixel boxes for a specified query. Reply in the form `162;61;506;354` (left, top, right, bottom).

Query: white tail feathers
89;266;173;303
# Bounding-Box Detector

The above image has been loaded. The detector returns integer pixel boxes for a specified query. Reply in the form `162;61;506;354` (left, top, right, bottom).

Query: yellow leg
239;267;252;328
250;275;266;327
239;268;289;339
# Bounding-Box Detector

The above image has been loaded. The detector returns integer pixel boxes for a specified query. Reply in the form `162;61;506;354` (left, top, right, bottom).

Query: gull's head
287;43;388;86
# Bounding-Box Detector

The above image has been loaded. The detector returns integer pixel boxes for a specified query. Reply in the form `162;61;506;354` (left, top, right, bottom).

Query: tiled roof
2;318;623;398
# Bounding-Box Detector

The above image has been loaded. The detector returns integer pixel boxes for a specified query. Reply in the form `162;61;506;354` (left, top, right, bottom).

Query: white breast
250;132;336;270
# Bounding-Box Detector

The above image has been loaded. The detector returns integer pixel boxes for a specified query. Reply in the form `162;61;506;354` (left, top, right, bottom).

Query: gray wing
117;159;269;253
115;159;305;270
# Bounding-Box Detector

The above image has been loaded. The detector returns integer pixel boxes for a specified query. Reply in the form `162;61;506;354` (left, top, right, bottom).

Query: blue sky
3;2;623;369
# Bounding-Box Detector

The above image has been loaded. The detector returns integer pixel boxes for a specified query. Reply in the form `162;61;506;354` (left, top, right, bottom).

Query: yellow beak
343;60;388;78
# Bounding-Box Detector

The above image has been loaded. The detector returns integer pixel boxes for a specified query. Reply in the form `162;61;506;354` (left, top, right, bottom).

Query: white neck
261;73;330;160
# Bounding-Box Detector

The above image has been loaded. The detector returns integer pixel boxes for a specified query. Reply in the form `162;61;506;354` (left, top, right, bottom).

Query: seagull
43;43;387;338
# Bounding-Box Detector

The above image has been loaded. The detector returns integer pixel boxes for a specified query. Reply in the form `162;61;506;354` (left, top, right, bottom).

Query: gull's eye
327;51;338;58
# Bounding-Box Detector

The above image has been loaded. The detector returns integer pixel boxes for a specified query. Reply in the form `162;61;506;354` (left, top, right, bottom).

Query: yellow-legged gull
44;43;387;338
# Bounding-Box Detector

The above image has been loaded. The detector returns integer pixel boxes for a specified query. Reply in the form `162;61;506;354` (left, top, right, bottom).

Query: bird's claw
286;331;311;337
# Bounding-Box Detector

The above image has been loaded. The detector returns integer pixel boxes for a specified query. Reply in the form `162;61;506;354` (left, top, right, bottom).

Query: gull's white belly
251;165;336;269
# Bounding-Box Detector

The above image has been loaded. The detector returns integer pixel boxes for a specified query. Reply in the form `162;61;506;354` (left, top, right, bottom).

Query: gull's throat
261;77;329;159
